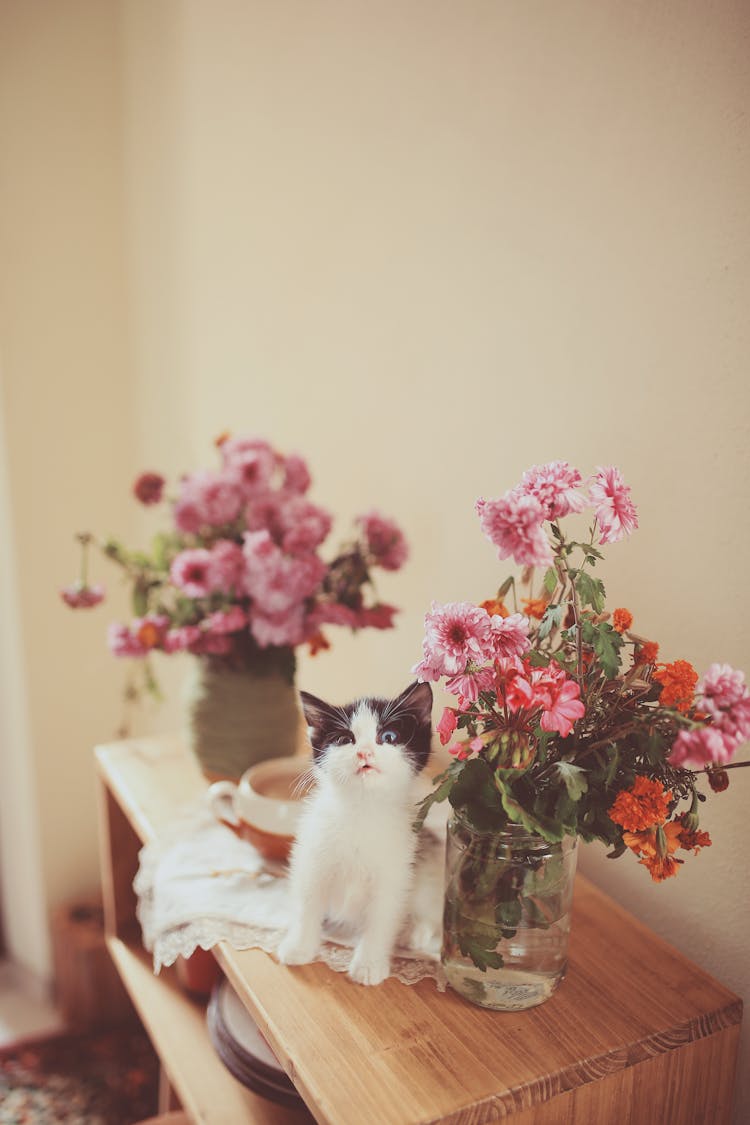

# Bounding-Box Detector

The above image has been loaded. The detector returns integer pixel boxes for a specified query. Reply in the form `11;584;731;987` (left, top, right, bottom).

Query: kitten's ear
394;681;433;724
299;690;339;752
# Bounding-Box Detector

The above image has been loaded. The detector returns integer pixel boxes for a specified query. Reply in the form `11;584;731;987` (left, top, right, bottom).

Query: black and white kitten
277;681;436;986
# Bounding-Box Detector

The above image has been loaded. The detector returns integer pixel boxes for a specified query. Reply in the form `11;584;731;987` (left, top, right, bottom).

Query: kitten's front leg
277;855;327;967
348;870;411;986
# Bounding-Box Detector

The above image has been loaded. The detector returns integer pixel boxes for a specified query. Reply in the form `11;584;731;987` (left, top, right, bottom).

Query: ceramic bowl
207;757;313;862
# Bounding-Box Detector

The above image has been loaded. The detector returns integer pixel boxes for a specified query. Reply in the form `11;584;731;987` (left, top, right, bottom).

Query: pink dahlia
225;446;277;497
357;510;409;571
413;601;494;681
669;725;737;769
174;470;243;533
60;582;105;609
250;605;307;648
490;612;531;660
243;530;326;614
208;539;246;596
279;498;333;556
107;622;146;658
163;625;203;653
476;491;553;567
170;549;215;598
283;453;312;495
519;461;586;520
588;466;638;545
203;606;248;635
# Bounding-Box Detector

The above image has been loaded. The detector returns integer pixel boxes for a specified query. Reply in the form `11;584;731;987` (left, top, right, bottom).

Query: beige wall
1;0;749;1117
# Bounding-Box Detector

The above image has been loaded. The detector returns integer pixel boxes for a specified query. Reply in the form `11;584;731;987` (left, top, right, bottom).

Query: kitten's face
300;682;433;793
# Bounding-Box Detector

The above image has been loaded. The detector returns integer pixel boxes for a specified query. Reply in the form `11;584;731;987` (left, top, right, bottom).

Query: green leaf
494;776;564;843
527;650;551;668
497;576;515;598
576;571;606;613
413;772;456;832
132;578;150;617
464;941;504;973
538;603;564;641
556;762;589;802
592;623;623;679
543;568;558;596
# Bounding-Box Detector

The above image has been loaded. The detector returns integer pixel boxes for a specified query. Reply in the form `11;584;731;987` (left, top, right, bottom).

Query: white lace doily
134;796;448;990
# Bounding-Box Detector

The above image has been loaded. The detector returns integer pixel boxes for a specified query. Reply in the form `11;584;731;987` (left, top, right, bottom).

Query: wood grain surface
96;736;742;1125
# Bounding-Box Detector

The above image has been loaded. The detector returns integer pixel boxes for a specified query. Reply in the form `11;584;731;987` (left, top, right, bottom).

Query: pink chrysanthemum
173;470;243;533
279;497;333;556
698;663;750;720
444;667;496;702
243;530;326;614
203;606;248;635
476;491;553;567
208;539;246;596
520;461;586;520
163;625;203;654
588;466;638;545
357;510;409;571
490;612;531;660
413;601;494;681
250;605;308;648
170;549;215;598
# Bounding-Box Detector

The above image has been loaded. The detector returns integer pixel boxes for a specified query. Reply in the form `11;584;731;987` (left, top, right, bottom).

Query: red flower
133;472;165;505
60;582;105;609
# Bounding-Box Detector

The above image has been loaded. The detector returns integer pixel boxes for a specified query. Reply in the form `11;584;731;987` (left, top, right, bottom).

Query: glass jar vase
441;814;578;1010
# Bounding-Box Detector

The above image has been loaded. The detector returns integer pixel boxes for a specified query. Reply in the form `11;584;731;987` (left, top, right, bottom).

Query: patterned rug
0;1025;160;1124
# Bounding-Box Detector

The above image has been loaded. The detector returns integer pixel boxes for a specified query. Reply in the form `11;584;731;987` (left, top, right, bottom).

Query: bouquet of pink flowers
415;462;748;883
62;434;408;692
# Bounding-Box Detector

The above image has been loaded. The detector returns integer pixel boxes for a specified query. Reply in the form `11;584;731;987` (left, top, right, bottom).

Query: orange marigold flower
521;597;548;621
623;820;683;859
307;630;331;656
214;430;231;447
640;853;682;882
136;621;161;650
609;776;672;832
635;640;659;666
480;598;509;619
653;659;698;713
677;816;712;854
612;608;633;633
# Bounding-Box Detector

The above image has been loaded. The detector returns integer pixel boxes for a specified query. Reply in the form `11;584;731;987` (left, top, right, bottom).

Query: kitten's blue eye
380;729;398;745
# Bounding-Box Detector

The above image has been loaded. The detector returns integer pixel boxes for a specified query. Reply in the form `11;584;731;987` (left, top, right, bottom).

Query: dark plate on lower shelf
207;978;304;1108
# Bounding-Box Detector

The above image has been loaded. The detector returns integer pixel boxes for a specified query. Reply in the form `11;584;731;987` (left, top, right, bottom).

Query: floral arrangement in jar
61;433;408;778
413;462;748;1009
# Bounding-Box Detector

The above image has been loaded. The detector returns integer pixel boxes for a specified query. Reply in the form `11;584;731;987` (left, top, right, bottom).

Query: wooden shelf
96;736;743;1125
107;936;311;1125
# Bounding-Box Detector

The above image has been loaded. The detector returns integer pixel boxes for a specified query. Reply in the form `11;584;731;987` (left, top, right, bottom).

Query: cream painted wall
120;3;750;1118
0;0;136;971
0;0;748;1117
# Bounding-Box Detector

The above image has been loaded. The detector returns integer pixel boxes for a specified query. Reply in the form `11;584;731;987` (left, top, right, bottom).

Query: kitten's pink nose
356;748;374;764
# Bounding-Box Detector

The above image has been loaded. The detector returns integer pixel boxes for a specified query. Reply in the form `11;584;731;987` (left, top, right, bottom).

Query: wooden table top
96;735;742;1125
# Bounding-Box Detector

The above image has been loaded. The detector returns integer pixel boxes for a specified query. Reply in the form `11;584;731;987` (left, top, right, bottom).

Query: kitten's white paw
277;932;319;966
408;919;441;955
348;951;391;986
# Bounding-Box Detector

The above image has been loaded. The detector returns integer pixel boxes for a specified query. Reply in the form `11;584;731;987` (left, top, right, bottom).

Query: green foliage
575;571;606;613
